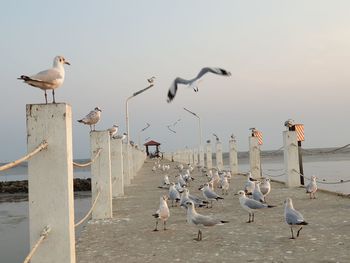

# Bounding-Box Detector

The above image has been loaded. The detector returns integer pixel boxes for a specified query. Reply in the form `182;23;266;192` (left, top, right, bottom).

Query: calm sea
0;151;349;262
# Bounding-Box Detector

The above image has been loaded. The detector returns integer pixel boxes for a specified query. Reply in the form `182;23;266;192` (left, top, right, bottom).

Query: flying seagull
167;67;231;103
77;107;102;131
18;56;70;104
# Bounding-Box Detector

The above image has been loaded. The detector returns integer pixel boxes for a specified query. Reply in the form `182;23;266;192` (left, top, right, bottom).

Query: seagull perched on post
167;67;231;103
77;107;102;131
18;56;70;104
213;133;220;142
284;119;295;128
108;124;119;138
147;76;156;84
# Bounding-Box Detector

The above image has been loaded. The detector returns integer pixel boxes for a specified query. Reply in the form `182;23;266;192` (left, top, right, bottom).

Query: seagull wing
194;67;231;81
285;208;305;225
244;198;268;209
30;68;63;83
167;77;192;103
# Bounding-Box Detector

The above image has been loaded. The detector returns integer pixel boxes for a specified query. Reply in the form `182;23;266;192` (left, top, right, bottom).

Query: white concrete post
283;131;300;187
128;144;134;180
206;142;212;169
215;142;223;171
110;138;124;197
229;139;238;175
122;143;131;186
90;131;113;219
26;103;75;263
193;149;198;165
249;136;261;179
199;147;205;167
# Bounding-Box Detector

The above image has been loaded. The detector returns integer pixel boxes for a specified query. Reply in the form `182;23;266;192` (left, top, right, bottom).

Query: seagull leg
52;90;56;103
153;220;159;231
290;227;295;239
44;90;48;104
252;212;255;222
247;213;251;223
163;221;167;230
197;229;202;241
296;227;303;237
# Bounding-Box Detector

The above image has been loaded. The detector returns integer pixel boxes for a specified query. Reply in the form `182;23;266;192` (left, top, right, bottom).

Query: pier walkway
76;160;350;263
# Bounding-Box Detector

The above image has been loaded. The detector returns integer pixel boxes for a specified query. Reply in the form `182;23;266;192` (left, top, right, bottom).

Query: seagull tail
18;75;31;81
220;220;229;224
152;213;159;218
216;196;224;200
267;204;276;208
298;221;308;225
77;119;84;123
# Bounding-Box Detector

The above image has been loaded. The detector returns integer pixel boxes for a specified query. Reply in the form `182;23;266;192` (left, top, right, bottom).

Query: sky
1;0;350;161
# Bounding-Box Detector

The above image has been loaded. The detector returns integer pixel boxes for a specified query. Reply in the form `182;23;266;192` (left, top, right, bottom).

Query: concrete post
193;149;198;165
122;143;131;186
205;142;212;169
229;139;238;175
249;136;261;179
26;103;75;263
199;147;205;167
110;138;124;197
90;131;113;219
283;131;300;187
216;142;223;171
128;144;134;180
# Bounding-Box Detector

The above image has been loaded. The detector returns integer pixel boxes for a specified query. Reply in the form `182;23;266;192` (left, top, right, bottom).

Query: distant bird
180;188;207;208
213;133;220;142
260;178;271;197
221;177;230;195
77;107;102;131
152;195;170;231
199;183;224;208
237;190;275;223
168;183;181;207
18;56;70;104
244;172;255;194
167;67;231;103
114;132;127;141
284;198;308;239
249;127;256;136
108;124;119;138
147;76;156;84
230;134;236;141
206;139;211;144
305;176;318;199
182;201;228;241
284;119;295;128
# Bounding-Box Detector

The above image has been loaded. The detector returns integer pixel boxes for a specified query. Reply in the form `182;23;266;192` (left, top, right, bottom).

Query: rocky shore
0;178;91;194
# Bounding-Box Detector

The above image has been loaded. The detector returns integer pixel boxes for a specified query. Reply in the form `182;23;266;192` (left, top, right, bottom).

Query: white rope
23;225;51;263
292;169;350;184
73;148;102;168
0;140;48;172
74;190;101;227
262;170;285;177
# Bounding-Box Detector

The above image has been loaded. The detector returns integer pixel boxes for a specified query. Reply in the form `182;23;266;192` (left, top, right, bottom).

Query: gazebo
144;140;161;158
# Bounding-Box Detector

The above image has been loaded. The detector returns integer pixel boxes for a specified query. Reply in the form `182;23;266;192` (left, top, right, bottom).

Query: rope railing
73;148;102;168
74;190;101;228
262;170;285;177
23;225;51;263
292;169;350;184
0;140;48;172
301;144;350;154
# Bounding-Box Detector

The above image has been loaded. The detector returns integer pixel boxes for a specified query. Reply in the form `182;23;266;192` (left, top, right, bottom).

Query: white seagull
305;176;318;199
284;198;308;239
152;195;170;231
77;107;102;131
199;183;224;208
108;124;119;138
182;201;228;241
18;56;70;104
167;67;231;102
260;178;271;197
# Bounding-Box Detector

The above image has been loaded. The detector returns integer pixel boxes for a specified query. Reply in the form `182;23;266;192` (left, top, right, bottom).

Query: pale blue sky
1;0;350;161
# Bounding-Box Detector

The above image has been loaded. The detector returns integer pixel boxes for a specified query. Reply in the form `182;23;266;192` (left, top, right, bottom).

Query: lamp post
125;78;155;144
183;107;204;166
138;123;151;146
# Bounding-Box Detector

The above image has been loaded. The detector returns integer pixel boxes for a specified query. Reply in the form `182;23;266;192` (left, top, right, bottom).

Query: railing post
128;144;134;180
229;139;238;175
283;131;300;187
90;131;112;219
122;143;131;186
110;138;124;197
215;141;223;171
206;142;212;169
26;103;75;263
249;136;261;179
199;147;205;167
193;149;198;165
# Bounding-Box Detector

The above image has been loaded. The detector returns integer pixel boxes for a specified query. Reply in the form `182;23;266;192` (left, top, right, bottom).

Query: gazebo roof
144;140;161;146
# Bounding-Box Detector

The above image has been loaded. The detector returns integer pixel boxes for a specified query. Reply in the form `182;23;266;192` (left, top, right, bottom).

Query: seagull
168;183;181;207
167;67;231;103
114;132;127;141
244;172;255;194
199;183;224;208
18;56;70;104
284;198;308;239
152;195;170;231
182;201;228;241
147;76;156;84
108;124;119;138
306;175;318;199
237;190;275;223
252;181;265;203
180;188;207;208
77;107;102;131
260;178;271;197
230;133;236;141
213;133;220;142
284;119;295;128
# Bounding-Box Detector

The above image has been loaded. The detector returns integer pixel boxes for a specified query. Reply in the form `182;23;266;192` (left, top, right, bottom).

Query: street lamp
125;78;155;144
138;122;151;146
183;107;204;166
